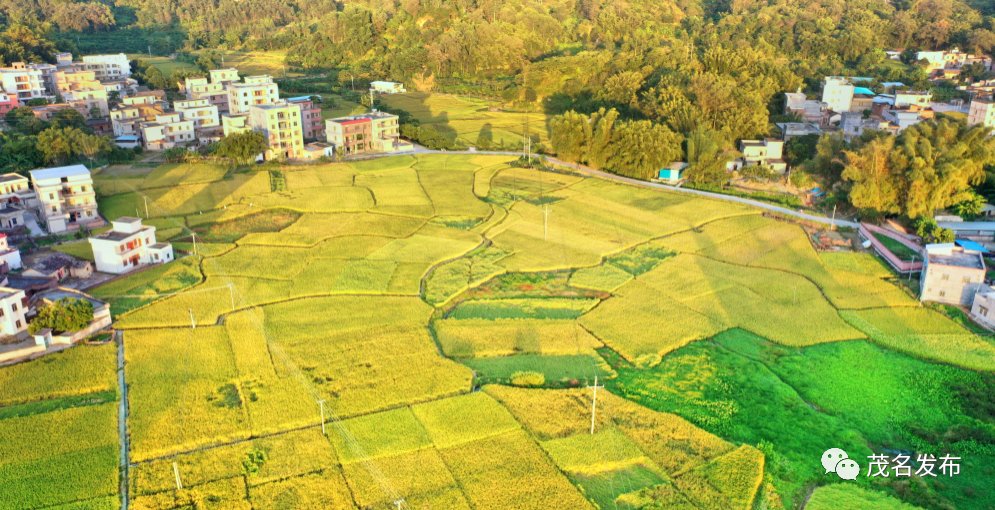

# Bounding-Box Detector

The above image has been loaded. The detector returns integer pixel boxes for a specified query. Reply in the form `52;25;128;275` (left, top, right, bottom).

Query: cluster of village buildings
0;161;177;363
657;47;995;184
0;53;413;162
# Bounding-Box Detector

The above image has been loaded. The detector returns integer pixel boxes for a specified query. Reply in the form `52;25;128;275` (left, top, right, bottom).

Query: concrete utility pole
188;308;196;330
191;232;197;255
393;499;406;510
589;375;602;435
543;204;550;241
830;204;837;231
317;399;327;436
228;283;235;311
143;196;149;218
172;462;183;490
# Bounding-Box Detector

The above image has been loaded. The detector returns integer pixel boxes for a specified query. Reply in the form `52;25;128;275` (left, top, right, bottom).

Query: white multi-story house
0;64;50;102
79;54;131;81
821;77;855;113
174;99;220;130
968;98;995;129
209;68;240;86
0;286;28;338
140;112;196;150
29;164;99;233
893;90;932;108
0;173;37;209
227;75;279;115
89;217;173;274
0;234;21;271
728;139;788;173
110;103;164;137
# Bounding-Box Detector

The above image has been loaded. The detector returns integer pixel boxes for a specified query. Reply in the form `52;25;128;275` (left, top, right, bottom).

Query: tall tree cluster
842;119;995;218
550;108;683;179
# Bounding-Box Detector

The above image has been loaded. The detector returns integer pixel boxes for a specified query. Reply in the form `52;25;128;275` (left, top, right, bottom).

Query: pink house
0;92;19;116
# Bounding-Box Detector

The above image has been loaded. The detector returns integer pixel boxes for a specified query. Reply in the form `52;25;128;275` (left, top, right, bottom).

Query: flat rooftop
29;164;90;181
93;228;149;242
928;252;984;269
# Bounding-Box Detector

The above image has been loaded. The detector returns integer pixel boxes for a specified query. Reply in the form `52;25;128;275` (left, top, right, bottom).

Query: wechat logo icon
822;448;860;480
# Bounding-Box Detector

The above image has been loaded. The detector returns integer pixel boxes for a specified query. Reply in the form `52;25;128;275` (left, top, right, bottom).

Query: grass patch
872;232;920;261
463;354;610;387
192;208;301;243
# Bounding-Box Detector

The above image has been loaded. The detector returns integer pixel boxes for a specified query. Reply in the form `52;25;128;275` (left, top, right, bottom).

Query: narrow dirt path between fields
116;330;130;510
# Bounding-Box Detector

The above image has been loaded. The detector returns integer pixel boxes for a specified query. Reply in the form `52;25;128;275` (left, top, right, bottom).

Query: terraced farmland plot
841;307;995;371
582;254;862;365
0;343;115;407
38;153;995;510
125;327;249;461
380;92;551;147
0;404;119;508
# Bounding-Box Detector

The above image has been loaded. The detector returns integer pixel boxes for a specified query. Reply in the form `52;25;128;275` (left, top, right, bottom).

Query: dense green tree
549;111;591;163
28;298;94;334
842;136;903;215
36;126;111;165
684;127;735;186
213;131;267;166
895;119;995;218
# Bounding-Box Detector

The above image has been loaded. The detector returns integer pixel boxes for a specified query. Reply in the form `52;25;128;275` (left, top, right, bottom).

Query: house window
939;290;946;297
941;274;949;281
15;320;20;328
981;306;989;316
11;303;17;311
963;276;972;283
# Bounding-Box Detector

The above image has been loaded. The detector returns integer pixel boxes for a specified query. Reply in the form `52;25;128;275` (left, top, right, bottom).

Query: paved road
388;148;860;229
116;330;130;510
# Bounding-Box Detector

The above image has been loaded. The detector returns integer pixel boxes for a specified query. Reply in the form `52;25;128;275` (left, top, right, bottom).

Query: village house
301;142;335;161
181;77;229;113
370;81;406;94
325;111;410;155
0;286;29;338
821;77;855;113
76;54;131;82
140;112;196;150
919;243;986;306
775;122;823;140
0;91;19;116
29;164;100;233
0;208;24;232
30;102;90;121
967;97;995;129
122;90;167;108
210;68;241;86
248;102;305;160
727;139;787;174
287;96;325;140
0;234;21;271
111;102;164;137
0;63;51;102
0;173;37;210
26;288;111;350
893;90;933;108
174;98;221;138
969;285;995;330
89;217;173;274
23;253;93;281
227;75;280;115
783;91;829;125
